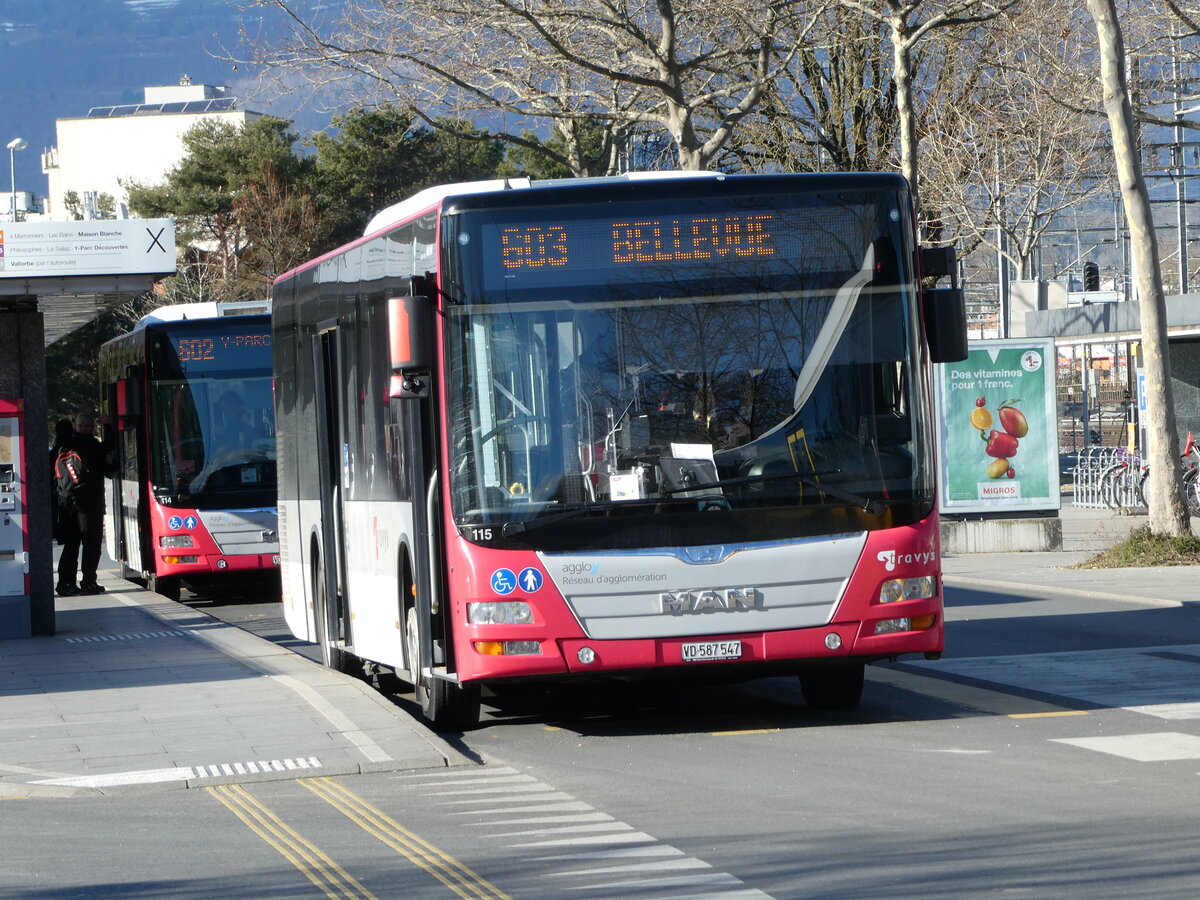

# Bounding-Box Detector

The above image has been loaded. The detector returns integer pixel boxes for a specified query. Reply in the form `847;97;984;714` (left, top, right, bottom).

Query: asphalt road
12;576;1200;898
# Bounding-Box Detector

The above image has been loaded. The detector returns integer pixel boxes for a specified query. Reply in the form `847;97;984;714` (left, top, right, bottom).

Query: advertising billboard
935;338;1060;514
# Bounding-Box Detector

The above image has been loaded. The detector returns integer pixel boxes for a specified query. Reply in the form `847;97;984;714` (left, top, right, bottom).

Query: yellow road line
300;777;512;900
206;784;378;900
1008;710;1091;719
710;728;781;736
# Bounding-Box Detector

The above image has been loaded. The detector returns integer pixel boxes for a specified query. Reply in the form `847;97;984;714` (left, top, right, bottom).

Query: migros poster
935;339;1060;514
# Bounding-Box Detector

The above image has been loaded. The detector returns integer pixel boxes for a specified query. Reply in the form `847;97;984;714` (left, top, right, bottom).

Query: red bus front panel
445;515;942;682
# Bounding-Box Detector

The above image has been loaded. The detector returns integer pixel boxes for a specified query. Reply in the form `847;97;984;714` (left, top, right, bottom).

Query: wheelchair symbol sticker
518;567;543;592
490;568;517;595
168;515;183;530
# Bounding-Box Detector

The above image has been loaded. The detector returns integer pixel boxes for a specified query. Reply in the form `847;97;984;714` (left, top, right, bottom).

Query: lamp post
6;137;26;222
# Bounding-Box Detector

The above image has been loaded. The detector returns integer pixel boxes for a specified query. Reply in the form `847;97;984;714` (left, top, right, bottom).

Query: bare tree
1087;0;1189;535
235;167;321;293
830;0;1017;220
731;7;899;173
237;0;817;173
922;2;1116;279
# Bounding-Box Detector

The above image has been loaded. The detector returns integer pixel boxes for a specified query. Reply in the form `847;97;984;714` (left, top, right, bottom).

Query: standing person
55;413;116;596
49;418;73;545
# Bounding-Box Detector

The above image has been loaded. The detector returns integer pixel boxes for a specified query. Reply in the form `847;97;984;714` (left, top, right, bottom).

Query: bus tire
148;573;180;602
405;607;481;731
799;664;865;709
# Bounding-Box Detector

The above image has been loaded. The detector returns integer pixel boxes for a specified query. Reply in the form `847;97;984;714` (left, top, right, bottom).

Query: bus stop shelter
0;219;175;637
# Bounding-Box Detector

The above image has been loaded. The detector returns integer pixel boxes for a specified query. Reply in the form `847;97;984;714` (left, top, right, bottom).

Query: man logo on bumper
661;588;761;614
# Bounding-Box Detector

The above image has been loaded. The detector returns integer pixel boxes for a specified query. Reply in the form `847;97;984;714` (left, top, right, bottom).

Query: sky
0;0;327;198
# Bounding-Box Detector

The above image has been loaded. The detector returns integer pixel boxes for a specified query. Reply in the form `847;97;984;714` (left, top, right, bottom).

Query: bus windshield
147;375;276;502
144;320;276;504
444;187;933;550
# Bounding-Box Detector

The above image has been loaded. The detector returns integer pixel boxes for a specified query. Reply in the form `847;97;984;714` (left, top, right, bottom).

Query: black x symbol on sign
146;227;166;253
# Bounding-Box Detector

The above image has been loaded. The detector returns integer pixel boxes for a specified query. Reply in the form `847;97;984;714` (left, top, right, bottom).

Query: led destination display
152;328;273;377
465;193;892;300
499;214;777;271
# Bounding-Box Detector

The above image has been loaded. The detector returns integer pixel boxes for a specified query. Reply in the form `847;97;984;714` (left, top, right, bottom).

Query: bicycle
1098;449;1145;510
1114;433;1200;514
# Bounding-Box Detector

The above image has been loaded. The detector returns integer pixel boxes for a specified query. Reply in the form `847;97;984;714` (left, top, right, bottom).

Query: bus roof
274;171;909;287
361;171;724;237
135;300;272;329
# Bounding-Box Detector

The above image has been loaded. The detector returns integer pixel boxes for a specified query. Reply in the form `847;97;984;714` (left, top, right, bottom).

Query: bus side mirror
388;278;434;400
919;246;956;280
924;287;968;363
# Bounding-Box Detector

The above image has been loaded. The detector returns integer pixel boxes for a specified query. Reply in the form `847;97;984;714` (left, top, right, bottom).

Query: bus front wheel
148;573;180;602
405;607;481;732
799;664;865;709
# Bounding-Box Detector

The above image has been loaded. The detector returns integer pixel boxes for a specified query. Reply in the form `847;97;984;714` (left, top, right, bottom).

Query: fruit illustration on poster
972;397;1028;477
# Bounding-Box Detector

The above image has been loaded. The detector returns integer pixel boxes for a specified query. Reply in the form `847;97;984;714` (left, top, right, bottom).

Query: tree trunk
890;27;919;214
1087;0;1188;536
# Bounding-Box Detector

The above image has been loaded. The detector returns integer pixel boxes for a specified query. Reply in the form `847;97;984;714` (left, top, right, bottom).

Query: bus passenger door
109;378;144;577
312;321;351;666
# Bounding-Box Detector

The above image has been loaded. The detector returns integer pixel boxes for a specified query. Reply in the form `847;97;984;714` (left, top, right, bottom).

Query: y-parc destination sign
0;219;175;279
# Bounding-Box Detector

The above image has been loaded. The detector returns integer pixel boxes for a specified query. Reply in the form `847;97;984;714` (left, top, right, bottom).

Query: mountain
0;0;327;198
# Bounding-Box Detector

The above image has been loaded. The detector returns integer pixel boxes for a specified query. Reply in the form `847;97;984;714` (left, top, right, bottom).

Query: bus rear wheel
799;664;865;709
405;607;481;731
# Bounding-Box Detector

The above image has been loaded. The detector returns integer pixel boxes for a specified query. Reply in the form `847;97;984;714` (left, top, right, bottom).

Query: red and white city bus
99;302;280;600
271;172;967;730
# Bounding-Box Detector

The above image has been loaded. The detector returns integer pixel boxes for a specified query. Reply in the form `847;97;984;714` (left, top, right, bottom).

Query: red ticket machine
0;399;31;637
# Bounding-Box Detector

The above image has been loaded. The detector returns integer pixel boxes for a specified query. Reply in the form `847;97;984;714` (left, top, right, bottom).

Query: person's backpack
54;446;92;508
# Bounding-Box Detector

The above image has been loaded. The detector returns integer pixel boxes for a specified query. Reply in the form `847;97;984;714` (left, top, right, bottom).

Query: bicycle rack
1072;447;1144;509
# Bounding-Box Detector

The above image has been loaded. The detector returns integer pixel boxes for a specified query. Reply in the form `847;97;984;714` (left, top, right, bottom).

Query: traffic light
1083;261;1100;292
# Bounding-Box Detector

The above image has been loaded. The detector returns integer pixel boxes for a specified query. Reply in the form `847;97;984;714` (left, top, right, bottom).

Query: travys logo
876;549;936;572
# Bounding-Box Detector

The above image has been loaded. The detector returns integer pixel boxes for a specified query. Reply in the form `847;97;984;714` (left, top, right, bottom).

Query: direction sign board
0;219;175;281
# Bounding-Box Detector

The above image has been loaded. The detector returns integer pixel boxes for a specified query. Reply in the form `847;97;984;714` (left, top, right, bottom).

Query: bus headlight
876;614;937;635
468;601;534;625
878;575;937;604
474;640;542;656
160;535;195;548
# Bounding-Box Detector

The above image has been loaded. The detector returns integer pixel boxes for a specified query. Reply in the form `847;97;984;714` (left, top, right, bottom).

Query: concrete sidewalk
0;574;470;799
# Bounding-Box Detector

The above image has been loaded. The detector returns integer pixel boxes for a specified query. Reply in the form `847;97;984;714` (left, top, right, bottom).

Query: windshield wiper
661;470;887;517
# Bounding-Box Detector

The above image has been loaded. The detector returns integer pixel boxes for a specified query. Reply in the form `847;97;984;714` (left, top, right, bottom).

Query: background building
40;77;261;220
0;190;43;221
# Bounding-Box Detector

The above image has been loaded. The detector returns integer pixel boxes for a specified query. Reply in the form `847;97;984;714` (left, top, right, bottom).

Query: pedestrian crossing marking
1122;702;1200;720
1053;732;1200;762
1009;710;1090;719
396;766;774;897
